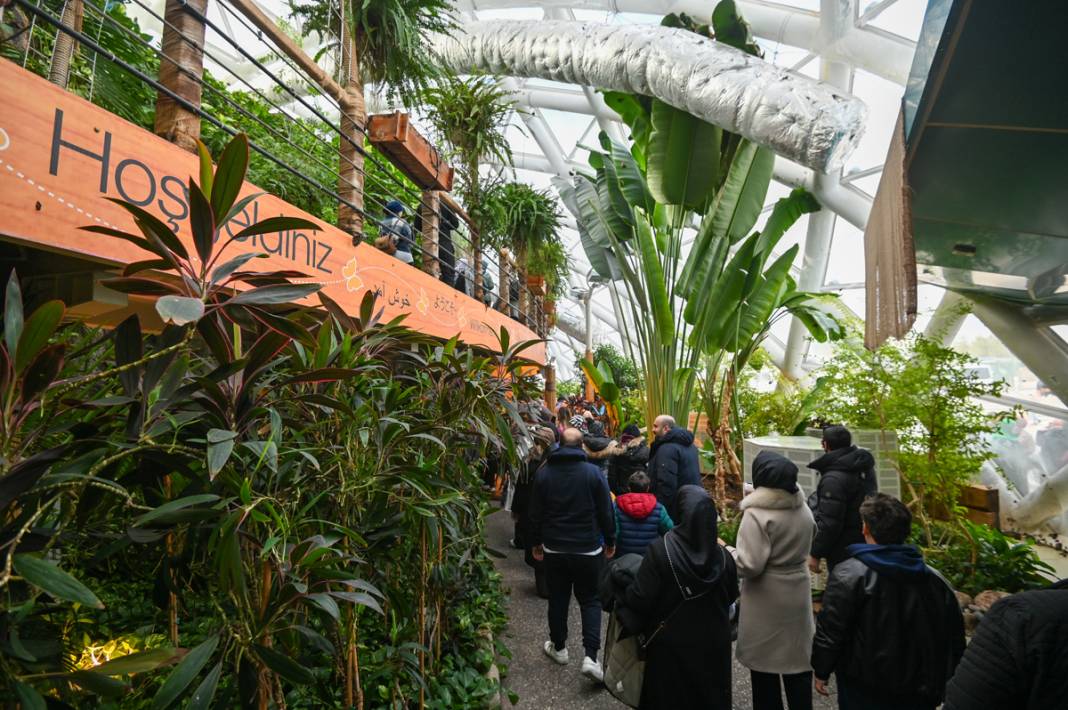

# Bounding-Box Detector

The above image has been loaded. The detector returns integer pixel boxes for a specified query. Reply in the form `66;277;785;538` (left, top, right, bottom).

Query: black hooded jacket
807;445;877;567
943;579;1068;710
649;427;701;517
812;545;965;704
624;486;739;709
528;446;615;554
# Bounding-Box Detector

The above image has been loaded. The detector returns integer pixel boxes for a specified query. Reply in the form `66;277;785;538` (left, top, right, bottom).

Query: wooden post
497;249;510;315
47;0;83;88
420;190;440;277
543;364;556;409
516;258;530;323
338;14;366;241
154;0;207;152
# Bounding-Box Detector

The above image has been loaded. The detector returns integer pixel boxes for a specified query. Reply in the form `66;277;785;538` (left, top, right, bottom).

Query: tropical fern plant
422;74;515;302
287;0;455;105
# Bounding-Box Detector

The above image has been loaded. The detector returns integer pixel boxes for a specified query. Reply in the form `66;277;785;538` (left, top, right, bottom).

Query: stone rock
955;591;973;609
485;662;502;709
974;590;1011;612
963;610;980;635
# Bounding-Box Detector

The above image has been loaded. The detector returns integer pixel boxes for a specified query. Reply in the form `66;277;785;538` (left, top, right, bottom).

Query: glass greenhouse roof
119;0;1016;384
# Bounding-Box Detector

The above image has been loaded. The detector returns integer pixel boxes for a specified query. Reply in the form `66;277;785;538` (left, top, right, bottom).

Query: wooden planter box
367;112;454;191
526;275;546;296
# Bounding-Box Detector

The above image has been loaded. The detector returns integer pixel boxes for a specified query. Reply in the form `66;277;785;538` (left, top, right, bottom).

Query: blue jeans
836;677;935;710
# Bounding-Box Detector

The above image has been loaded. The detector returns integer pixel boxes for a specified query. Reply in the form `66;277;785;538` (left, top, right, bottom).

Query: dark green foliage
0;135;534;707
593;343;641;392
912;521;1055;596
287;0;456;106
816;333;1013;540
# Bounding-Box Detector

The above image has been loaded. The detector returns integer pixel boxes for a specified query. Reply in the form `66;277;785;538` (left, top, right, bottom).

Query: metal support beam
924;289;969;345
968;294;1068;409
780;0;853;382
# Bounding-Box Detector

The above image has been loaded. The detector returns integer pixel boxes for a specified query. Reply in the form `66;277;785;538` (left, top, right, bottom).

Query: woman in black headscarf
624;485;739;709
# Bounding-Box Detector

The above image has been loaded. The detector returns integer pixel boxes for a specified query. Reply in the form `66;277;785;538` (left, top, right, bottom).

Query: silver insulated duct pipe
432;19;867;173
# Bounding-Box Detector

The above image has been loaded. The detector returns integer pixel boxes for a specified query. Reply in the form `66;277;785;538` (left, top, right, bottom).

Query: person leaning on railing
376;199;415;264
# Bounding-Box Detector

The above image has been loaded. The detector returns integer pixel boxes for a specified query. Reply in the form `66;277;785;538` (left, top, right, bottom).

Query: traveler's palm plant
566;3;845;499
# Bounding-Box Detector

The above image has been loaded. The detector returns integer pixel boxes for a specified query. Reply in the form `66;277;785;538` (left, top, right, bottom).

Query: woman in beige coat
730;451;816;710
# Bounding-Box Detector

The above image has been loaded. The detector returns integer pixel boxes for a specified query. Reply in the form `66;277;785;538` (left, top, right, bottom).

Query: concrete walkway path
486;510;837;709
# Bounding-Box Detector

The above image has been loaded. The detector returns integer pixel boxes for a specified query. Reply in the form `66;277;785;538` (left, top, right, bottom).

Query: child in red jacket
614;472;673;557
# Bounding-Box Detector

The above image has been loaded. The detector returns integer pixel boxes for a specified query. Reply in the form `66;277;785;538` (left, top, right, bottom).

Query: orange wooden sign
0;62;545;364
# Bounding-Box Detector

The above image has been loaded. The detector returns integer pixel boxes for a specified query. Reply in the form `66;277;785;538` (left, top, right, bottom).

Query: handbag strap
640;542;713;650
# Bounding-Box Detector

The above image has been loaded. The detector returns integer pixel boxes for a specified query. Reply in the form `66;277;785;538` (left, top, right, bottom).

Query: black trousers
837;677;935;710
544;552;603;660
751;670;813;710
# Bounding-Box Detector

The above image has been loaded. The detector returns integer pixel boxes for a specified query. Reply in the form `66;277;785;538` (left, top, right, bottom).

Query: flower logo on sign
416;288;429;316
0;127;10;152
342;257;363;292
456;307;468;330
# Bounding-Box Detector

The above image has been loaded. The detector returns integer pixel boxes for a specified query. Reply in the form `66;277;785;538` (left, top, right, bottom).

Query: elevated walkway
0;61;545;363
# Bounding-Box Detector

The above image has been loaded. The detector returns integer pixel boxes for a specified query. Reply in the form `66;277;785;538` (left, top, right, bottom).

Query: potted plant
482;182;562;309
422;74;514;302
529;239;570;303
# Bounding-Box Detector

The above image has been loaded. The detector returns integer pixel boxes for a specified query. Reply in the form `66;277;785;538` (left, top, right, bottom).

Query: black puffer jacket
606;437;650;495
944;580;1068;710
649;427;701;517
807;446;877;567
812;547;965;704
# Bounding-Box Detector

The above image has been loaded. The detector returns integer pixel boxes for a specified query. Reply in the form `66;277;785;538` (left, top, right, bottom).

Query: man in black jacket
943;578;1068;710
529;428;616;683
808;425;877;574
812;494;965;710
648;415;701;517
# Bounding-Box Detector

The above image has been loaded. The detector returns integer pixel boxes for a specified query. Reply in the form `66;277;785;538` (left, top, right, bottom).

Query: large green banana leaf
677;141;774;298
601;132;655;215
711;0;762;56
646;100;722;211
601;91;652;165
560;177;616;280
686;234;757;346
781;291;849;343
726;244;799;352
597;156;636;232
713;143;776;246
634;210;673;343
754;188;821;257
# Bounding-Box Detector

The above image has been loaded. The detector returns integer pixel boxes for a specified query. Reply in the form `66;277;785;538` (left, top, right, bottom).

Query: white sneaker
542;641;568;665
581;656;604;683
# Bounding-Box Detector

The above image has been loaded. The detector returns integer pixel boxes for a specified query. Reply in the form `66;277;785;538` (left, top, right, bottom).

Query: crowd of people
506;412;1068;710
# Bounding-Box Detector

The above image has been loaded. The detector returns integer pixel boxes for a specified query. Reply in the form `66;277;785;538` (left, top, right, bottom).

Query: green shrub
914;521;1056;596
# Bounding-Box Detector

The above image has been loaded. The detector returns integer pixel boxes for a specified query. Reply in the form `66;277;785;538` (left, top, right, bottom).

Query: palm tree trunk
154;0;206;152
468;161;483;303
48;0;82;88
338;17;366;240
